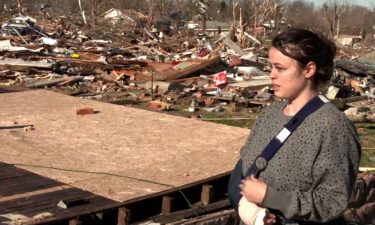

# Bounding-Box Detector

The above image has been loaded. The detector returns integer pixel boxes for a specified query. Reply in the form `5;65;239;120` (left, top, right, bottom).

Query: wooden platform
0;90;249;203
0;161;121;224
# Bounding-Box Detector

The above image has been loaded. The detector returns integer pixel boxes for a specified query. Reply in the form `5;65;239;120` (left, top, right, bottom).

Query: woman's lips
271;84;280;91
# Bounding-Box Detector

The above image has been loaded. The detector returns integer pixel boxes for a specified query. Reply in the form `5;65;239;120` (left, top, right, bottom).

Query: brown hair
272;28;336;84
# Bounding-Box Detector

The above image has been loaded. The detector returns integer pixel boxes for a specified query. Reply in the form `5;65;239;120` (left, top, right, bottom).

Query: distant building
102;8;136;25
189;20;231;35
335;34;362;46
187;21;199;29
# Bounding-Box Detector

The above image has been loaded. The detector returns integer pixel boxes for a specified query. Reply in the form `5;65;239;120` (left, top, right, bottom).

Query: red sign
212;72;227;87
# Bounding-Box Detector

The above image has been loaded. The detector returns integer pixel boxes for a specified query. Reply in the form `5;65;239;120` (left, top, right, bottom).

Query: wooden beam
201;184;213;205
69;219;82;225
117;207;131;225
0;185;71;203
168;209;237;225
95;212;104;220
161;196;175;214
152;199;231;224
26;76;83;88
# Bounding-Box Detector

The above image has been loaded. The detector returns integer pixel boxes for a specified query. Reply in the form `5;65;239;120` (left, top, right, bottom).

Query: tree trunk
239;7;245;47
202;13;206;34
16;0;23;14
78;0;87;25
147;0;156;30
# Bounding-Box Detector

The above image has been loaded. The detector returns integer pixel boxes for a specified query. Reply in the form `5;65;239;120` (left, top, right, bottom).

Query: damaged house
335;34;363;47
330;59;375;122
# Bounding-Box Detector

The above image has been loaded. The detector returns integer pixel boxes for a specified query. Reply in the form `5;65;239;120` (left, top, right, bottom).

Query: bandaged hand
238;196;266;225
238;196;276;225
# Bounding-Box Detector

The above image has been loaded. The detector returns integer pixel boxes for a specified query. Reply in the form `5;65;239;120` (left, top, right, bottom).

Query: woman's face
268;47;311;101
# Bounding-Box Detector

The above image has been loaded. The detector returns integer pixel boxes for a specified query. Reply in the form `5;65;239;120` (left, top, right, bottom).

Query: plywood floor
0;90;249;202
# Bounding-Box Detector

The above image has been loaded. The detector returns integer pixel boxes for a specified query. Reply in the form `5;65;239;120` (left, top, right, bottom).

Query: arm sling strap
227;95;330;211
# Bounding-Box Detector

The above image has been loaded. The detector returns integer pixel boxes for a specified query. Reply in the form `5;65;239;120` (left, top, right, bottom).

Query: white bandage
238;196;267;225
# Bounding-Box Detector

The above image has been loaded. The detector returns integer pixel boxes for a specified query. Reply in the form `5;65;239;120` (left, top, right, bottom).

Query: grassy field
93;90;375;168
200;112;375;168
355;123;375;167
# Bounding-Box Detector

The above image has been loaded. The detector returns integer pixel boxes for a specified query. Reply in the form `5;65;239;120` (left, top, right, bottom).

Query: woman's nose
269;69;277;79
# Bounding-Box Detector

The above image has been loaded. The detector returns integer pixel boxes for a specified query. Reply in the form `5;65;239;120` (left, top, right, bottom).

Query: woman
236;28;361;225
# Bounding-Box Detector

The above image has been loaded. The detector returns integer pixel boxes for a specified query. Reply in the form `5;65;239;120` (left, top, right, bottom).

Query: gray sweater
240;101;361;224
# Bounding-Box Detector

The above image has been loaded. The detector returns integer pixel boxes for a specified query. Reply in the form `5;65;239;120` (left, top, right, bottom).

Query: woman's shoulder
260;101;286;115
250;101;286;131
315;102;347;120
311;102;356;131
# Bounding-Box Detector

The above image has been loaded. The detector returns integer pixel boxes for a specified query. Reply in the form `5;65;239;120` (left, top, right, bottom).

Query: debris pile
345;172;375;224
0;13;374;120
0;10;374;225
0;14;274;116
328;59;375;122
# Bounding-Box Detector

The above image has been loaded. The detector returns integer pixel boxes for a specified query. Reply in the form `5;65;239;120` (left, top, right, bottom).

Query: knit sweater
240;101;361;224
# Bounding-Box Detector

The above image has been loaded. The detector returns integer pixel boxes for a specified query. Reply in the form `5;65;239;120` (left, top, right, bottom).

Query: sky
307;0;375;9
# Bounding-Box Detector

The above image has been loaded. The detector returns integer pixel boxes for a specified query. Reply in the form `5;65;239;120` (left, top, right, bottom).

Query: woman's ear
304;62;316;79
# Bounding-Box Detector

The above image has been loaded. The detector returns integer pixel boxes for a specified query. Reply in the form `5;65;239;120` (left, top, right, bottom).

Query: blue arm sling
227;95;329;210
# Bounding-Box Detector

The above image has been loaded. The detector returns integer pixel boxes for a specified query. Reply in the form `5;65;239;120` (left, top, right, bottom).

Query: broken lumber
155;55;222;81
26;76;83;88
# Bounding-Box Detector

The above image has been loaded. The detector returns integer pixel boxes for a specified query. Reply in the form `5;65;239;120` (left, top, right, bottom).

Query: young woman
236;28;361;225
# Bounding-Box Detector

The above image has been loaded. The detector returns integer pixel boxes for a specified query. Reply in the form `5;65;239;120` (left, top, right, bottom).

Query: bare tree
78;0;87;25
241;0;283;37
197;0;208;33
285;0;325;31
16;0;23;14
341;5;372;35
321;0;348;38
88;0;102;18
147;0;156;29
228;0;238;41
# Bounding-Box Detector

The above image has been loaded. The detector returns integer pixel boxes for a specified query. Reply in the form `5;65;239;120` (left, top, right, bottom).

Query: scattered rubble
0;9;374;225
345;172;375;225
329;59;375;122
0;13;374;121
